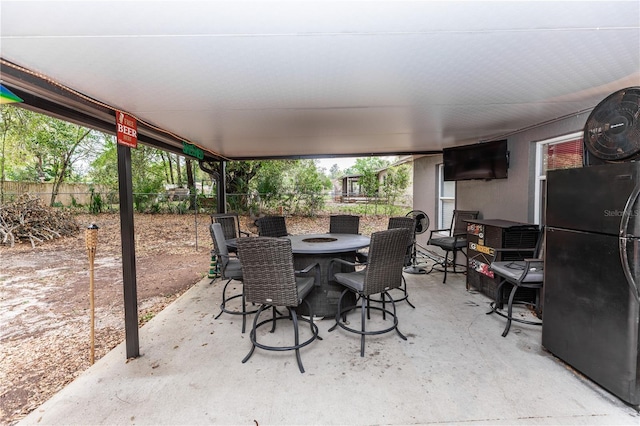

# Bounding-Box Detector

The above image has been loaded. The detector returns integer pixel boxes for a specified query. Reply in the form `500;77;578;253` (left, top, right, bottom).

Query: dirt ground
0;212;389;425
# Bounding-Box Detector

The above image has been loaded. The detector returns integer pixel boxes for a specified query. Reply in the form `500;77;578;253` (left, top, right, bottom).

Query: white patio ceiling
1;1;639;160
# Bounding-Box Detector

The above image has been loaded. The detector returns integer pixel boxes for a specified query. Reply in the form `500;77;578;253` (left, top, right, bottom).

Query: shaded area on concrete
19;272;639;425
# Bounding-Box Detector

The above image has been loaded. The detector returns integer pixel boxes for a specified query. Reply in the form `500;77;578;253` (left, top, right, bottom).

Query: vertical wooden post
117;144;140;359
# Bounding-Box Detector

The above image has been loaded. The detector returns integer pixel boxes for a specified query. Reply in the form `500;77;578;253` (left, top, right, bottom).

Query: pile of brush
0;194;79;247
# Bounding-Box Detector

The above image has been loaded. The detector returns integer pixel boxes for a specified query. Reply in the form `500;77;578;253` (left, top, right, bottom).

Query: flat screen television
443;140;509;181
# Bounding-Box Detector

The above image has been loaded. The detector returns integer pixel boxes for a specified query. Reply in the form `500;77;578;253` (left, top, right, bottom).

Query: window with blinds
544;137;583;172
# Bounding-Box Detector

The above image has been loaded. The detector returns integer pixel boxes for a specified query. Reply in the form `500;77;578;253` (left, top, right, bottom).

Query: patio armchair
210;223;257;333
358;216;416;308
236;236;322;373
427;210;479;283
255;215;289;237
210;212;249;253
328;227;412;357
486;226;544;337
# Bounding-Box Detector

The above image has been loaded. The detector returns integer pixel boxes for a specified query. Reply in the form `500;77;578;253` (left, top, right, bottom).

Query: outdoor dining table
228;233;370;318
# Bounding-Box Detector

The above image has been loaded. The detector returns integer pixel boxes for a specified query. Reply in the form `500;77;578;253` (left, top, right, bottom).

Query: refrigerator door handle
619;184;640;302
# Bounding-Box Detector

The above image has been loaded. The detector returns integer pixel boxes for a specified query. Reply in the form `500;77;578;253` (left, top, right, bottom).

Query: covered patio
3;2;640;422
18;272;638;425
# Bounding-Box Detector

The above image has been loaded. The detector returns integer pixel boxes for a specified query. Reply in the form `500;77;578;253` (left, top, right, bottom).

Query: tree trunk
168;153;175;185
160;151;171;183
49;127;91;206
36;156;44;182
176;155;183;186
50;176;62;207
186;159;195;210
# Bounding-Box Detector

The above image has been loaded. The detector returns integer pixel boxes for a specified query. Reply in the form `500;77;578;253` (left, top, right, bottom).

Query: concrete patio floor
19;270;640;425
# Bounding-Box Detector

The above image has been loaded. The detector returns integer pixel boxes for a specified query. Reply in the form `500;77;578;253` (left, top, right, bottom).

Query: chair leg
329;289;348;332
305;301;323;341
442;251;449;283
402;276;416;309
381;292;387;320
360;295;367;357
290;309;305;373
389;291;407;341
215;279;259;332
270;306;277;333
486;279;507;315
242;302;319;373
502;284;519;337
332;289;406;357
214;278;233;319
241;289;247;333
243;304;266;364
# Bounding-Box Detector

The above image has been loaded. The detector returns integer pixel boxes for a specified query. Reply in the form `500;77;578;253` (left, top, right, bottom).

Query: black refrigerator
544;161;640;405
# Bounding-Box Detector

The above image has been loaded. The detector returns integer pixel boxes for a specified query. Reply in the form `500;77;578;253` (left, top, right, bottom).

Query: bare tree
28;116;98;206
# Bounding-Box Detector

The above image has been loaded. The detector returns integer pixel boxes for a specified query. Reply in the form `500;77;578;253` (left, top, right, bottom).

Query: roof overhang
1;1;639;159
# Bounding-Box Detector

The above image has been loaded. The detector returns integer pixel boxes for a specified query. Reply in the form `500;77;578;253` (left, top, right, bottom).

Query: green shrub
89;188;103;214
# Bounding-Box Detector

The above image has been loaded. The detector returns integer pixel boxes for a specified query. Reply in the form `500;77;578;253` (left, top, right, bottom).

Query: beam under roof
1;59;227;359
1;59;224;162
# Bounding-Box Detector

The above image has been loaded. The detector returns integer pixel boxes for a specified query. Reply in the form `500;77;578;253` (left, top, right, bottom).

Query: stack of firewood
0;194;80;248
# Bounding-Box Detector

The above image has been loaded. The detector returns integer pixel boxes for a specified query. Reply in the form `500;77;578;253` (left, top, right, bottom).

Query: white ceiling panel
1;1;639;159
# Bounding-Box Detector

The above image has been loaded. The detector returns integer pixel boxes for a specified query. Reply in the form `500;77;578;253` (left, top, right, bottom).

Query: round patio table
285;233;370;254
288;233;370;318
229;233;370;317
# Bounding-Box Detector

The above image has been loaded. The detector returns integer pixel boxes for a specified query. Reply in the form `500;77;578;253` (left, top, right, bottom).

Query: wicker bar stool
210;223;257;333
236;237;322;373
364;216;416;308
328;227;412;357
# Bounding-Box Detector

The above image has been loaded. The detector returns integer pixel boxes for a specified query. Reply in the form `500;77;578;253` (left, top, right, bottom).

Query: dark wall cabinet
466;219;539;301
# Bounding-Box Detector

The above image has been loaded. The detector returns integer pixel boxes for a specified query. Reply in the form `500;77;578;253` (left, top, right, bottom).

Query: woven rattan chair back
388;216;417;265
363;228;412;296
211;213;240;240
210;223;231;270
388;216;416;232
255;215;288;238
452;210;479;236
236;237;299;306
329;215;360;234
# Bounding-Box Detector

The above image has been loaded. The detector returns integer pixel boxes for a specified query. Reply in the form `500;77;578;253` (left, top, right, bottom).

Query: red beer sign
116;111;137;148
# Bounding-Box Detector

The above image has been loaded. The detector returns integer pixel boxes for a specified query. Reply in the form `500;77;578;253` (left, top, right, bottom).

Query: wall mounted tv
443;140;509;181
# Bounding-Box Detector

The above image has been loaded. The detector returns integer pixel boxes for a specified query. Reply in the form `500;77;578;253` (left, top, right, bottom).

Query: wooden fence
0;181;109;206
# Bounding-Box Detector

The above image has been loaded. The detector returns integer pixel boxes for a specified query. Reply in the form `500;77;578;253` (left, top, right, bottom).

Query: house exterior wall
455;137;530;222
412;154;441;247
337;160;414;205
412;110;592;226
457;111;591;223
